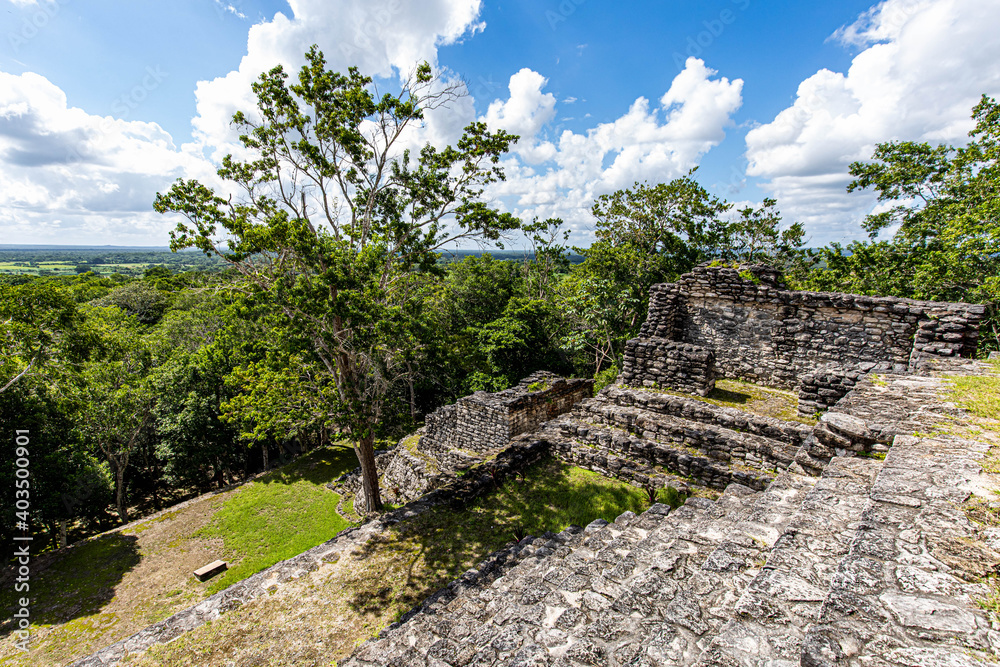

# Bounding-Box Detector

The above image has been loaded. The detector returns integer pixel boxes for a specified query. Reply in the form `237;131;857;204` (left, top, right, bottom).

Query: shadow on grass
0;533;140;637
707;386;752;405
256;443;360;487
339;456;650;618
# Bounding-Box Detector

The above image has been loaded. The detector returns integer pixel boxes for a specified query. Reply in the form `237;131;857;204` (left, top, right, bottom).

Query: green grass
947;361;1000;420
0;533;140;628
635;378;815;425
117;456;665;667
327;456;663;617
195;445;359;593
445;458;653;547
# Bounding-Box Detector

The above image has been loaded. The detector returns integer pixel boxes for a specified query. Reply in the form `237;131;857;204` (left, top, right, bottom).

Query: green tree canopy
809;94;1000;350
154;47;520;511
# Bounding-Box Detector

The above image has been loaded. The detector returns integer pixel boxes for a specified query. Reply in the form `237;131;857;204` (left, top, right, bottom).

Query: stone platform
343;362;1000;667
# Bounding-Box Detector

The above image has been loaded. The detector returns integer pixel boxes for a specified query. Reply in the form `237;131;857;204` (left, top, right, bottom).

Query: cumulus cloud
0;71;216;244
483;58;743;243
482;68;558;164
745;0;1000;245
0;0;489;244
191;0;485;160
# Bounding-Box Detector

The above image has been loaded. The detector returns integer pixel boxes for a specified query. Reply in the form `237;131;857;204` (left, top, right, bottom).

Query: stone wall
638;264;985;390
619;338;716;396
549;424;774;491
797;360;911;416
368;373;594;507
419;372;594;457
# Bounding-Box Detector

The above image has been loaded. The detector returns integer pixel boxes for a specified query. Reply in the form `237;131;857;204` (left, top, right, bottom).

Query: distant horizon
0;244;579;256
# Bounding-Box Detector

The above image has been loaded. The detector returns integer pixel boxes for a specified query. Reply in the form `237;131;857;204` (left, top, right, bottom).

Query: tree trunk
59;519;67;548
114;466;129;524
356;435;383;513
262;443;269;471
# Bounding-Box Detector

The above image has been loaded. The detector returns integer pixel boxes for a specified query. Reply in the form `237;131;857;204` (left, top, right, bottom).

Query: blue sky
1;0;998;248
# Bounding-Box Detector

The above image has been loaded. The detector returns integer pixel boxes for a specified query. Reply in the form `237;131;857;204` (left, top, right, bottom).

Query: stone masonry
343;359;1000;667
619;339;716;396
638;263;985;390
419;371;595;457
367;372;595;505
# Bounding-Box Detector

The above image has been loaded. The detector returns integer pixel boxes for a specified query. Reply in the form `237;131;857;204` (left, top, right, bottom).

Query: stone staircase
546;384;811;494
342;417;998;666
342;465;817;666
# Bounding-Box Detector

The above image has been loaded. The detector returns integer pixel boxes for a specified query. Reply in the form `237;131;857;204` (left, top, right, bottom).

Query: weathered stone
821;412;876;445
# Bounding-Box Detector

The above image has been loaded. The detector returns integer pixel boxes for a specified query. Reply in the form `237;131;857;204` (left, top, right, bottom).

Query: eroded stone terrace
342;361;1000;667
72;266;999;667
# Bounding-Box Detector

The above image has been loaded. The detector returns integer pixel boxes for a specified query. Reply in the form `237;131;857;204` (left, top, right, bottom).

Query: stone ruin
364;372;595;506
629;263;984;401
339;264;999;667
77;264;999;667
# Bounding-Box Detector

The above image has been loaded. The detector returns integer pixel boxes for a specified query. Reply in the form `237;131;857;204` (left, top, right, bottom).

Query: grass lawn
947;360;1000;420
197;446;357;594
941;361;1000;621
0;444;358;666
122;456;660;667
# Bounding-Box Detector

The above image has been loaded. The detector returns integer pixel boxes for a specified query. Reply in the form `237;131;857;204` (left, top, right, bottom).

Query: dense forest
2;50;997;550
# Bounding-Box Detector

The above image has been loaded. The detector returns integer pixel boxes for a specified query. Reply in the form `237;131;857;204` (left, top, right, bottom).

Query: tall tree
575;172;731;345
154;48;519;511
0;281;88;394
811;95;1000;351
721;198;807;266
77;306;154;524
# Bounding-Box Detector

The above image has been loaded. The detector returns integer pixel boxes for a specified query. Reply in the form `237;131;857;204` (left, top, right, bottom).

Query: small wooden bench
193;560;228;582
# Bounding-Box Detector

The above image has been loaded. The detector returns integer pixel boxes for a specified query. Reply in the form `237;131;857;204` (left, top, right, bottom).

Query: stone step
695;455;881;666
802;434;999;666
576;398;800;474
552;417;775;491
342;465;827;667
342;484;757;667
598;384;811;447
575;472;814;666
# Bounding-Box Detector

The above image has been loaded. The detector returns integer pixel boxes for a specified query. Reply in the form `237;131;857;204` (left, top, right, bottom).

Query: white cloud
482;68;557;164
482;58;743;243
0;71;217;244
191;0;486;160
214;1;248;20
745;0;1000;245
0;0;488;244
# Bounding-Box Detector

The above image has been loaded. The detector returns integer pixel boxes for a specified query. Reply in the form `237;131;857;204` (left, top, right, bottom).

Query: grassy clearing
947;361;1000;421
944;362;1000;622
122;456;659;666
197;445;358;594
0;445;358;666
